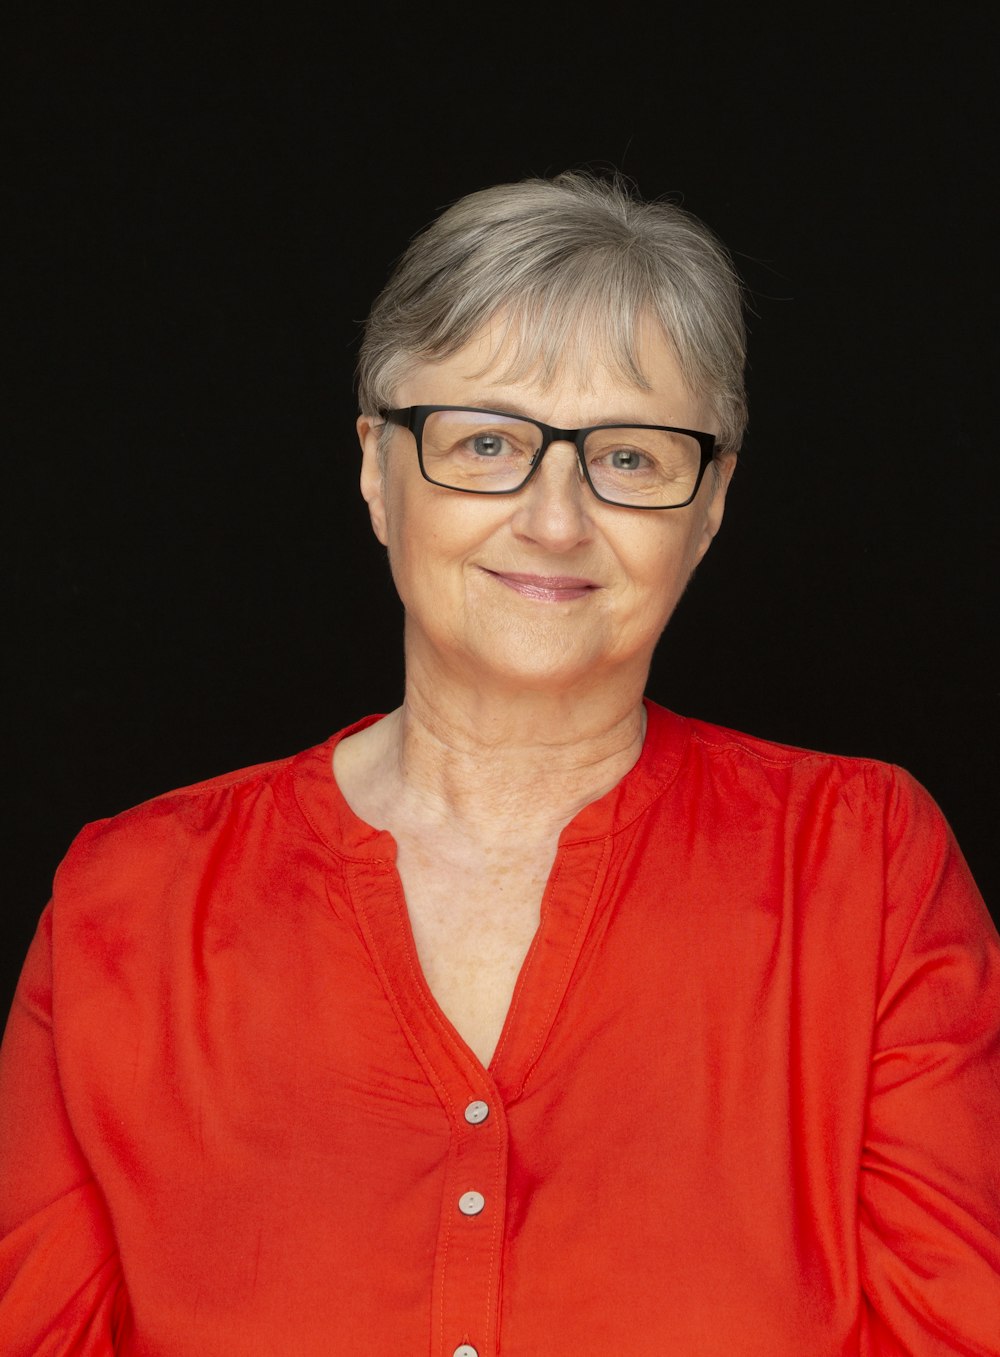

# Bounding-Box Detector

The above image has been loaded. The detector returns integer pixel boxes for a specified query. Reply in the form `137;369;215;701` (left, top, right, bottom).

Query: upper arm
857;771;1000;1354
0;907;131;1356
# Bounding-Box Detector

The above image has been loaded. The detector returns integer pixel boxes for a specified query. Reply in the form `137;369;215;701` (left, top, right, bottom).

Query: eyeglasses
379;406;718;510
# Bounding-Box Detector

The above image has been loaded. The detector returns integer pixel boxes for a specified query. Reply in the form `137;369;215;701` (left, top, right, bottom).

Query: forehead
394;313;712;430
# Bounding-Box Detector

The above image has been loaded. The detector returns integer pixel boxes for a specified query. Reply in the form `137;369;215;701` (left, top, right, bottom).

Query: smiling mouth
482;569;599;602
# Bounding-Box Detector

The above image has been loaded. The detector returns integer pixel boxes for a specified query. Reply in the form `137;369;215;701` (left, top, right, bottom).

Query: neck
336;663;649;845
406;680;645;824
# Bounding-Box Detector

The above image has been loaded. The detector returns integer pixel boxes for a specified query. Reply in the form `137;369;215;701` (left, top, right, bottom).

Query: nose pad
530;440;587;488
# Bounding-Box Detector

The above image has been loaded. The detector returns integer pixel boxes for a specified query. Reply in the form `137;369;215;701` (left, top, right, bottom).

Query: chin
468;638;616;693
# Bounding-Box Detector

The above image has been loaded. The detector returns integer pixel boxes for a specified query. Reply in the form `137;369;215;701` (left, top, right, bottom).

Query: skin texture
337;318;736;1063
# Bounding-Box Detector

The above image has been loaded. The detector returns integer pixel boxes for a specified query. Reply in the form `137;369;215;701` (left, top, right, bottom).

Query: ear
694;453;737;564
357;414;389;547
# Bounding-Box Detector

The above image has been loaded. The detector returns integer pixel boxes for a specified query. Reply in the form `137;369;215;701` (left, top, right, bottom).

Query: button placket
432;1074;507;1357
347;860;509;1353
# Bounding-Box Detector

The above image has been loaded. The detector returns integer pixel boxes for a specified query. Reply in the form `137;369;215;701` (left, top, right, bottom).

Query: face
357;319;736;699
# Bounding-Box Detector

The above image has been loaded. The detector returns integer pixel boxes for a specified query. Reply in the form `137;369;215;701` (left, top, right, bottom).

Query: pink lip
483;569;598;602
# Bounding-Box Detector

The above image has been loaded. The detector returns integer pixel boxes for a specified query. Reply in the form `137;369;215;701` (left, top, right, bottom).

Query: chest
95;829;874;1357
392;838;556;1066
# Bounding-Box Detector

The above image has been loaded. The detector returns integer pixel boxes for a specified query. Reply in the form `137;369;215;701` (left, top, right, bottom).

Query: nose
510;439;592;552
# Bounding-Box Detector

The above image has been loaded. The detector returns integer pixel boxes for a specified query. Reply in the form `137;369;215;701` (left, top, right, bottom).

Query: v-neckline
286;702;689;1101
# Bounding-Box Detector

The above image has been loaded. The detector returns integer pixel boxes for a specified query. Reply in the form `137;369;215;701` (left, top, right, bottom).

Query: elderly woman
1;174;998;1356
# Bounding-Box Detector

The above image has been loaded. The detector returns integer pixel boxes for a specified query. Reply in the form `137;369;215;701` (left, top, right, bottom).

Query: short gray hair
357;173;747;453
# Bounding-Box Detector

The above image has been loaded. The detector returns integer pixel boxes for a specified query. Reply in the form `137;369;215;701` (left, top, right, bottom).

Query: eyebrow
460;397;663;427
463;396;540;420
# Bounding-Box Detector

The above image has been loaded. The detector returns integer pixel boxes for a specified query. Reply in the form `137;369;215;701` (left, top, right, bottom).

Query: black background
4;8;997;1015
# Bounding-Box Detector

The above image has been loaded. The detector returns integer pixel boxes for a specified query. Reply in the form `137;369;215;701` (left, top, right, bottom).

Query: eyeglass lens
418;409;703;508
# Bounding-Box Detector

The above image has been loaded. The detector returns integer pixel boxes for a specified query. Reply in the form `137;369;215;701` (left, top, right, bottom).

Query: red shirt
2;703;999;1355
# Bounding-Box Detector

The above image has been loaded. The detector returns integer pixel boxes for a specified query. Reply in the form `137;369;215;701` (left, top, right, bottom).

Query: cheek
383;497;477;615
620;530;703;623
632;526;697;583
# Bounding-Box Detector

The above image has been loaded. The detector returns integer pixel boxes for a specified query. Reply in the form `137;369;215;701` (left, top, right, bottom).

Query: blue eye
609;448;645;471
471;434;505;457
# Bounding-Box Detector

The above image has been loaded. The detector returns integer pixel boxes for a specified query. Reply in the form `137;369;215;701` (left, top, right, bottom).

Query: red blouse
1;703;999;1355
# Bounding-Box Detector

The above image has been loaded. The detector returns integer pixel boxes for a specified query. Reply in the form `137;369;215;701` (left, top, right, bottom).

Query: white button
453;1347;479;1357
464;1100;489;1125
458;1190;485;1216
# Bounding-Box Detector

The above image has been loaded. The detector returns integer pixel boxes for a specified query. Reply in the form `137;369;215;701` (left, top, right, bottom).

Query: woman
1;174;998;1355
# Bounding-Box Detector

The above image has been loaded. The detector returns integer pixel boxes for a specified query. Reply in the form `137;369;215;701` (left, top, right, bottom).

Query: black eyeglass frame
379;405;719;510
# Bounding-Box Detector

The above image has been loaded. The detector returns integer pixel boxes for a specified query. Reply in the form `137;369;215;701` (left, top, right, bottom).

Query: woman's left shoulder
677;709;939;821
650;708;997;977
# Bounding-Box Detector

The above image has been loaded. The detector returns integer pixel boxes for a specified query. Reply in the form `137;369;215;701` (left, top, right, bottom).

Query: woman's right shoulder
63;753;290;857
49;740;332;934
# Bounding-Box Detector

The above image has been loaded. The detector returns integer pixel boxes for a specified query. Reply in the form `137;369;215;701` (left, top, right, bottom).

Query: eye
607;447;647;471
470;433;507;458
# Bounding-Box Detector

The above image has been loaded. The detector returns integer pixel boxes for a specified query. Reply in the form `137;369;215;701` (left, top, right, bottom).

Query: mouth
481;569;599;603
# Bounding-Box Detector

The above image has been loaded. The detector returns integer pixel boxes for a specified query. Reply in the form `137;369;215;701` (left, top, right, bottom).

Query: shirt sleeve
858;768;1000;1355
0;906;132;1356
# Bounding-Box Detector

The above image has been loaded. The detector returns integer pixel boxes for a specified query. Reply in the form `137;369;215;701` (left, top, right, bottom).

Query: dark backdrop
4;10;997;1016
